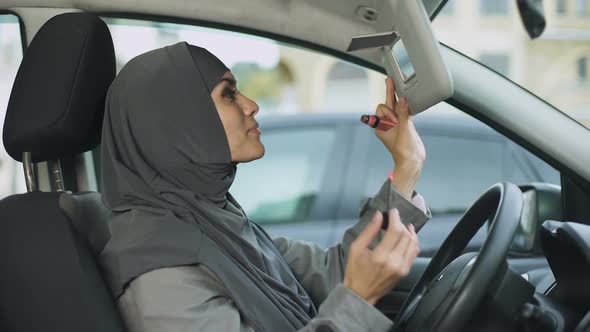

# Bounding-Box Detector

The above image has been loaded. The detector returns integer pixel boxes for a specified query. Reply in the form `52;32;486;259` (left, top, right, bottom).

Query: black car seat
0;13;125;332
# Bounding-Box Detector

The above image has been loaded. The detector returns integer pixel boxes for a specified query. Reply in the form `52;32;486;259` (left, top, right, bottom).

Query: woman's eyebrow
218;77;237;88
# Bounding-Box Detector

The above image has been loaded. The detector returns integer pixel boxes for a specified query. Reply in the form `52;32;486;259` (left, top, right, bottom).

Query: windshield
433;0;590;130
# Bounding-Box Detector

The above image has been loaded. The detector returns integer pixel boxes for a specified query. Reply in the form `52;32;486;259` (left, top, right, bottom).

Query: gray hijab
99;42;317;331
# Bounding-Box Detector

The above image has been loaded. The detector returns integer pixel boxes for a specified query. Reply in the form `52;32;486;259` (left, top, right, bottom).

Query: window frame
97;13;570;172
99;13;384;75
438;0;455;16
0;11;27;54
97;13;568;207
479;52;511;77
0;11;27;199
95;13;385;191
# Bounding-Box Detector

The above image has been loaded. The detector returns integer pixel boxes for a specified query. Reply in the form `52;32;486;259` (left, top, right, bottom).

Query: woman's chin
234;145;265;163
249;147;265;162
252;141;265;160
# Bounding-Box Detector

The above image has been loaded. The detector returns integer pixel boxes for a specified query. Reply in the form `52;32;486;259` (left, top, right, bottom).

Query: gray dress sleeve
118;265;395;332
272;178;431;306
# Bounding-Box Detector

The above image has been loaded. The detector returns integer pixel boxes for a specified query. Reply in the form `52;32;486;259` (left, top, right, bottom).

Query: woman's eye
223;89;237;101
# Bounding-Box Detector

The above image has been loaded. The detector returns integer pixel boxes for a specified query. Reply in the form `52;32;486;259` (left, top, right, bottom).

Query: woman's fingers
385;77;396;111
373;211;418;278
378;104;397;124
384;227;412;277
353;211;384;250
375;104;388;119
391;225;411;256
343;206;421;305
396;97;410;123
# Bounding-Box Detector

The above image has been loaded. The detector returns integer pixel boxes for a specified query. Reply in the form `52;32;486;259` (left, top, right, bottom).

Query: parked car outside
230;106;560;255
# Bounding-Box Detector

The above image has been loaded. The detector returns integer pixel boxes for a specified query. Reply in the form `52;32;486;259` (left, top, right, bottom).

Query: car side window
415;135;504;215
0;13;25;199
365;133;503;215
363;106;560;217
511;144;561;185
231;127;337;224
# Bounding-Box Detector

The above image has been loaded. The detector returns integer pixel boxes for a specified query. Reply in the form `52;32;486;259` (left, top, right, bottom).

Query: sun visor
347;0;453;115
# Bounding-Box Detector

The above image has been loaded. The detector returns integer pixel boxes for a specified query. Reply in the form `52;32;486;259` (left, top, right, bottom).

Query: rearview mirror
509;183;562;256
517;0;546;39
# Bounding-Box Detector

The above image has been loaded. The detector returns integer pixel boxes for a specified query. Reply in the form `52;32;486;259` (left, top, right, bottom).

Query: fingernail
373;211;381;221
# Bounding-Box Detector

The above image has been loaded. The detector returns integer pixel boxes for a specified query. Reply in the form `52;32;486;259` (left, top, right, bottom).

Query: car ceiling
2;0;444;69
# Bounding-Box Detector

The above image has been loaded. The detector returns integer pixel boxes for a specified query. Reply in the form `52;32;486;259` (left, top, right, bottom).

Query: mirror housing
508;183;562;256
517;0;546;39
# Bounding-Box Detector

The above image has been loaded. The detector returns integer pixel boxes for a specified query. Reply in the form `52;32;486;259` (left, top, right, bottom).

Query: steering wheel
393;182;524;331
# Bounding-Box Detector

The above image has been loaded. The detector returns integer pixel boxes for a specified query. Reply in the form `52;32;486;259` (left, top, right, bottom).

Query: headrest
3;13;115;162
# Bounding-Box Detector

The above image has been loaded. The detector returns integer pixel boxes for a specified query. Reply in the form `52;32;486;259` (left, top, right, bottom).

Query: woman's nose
244;96;259;116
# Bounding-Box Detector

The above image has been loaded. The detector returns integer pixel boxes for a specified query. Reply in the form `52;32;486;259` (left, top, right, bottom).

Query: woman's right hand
343;208;419;305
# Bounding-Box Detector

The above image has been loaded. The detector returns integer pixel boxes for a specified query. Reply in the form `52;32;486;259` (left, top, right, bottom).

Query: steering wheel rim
394;182;524;331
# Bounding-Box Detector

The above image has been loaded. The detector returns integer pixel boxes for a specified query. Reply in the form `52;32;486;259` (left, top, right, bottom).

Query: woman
99;42;430;332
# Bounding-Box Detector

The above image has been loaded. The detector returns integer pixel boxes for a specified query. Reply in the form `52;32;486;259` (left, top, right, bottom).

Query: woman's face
211;71;264;163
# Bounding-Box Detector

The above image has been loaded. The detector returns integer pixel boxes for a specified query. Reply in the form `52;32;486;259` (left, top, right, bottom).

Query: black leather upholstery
0;13;125;332
0;192;125;332
3;12;115;162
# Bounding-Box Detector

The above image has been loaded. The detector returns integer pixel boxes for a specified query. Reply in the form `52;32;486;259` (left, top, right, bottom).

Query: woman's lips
248;122;260;136
248;127;261;136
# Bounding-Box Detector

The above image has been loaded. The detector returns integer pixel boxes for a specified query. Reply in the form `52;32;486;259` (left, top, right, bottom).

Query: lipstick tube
360;114;397;131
